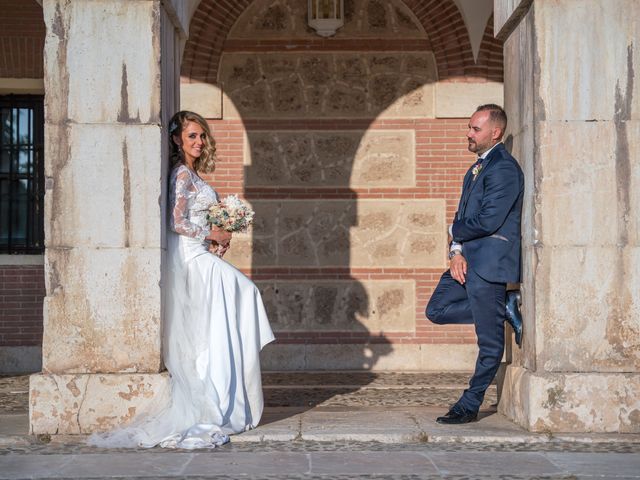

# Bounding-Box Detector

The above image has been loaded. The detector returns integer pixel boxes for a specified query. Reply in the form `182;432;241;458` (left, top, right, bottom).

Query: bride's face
175;121;206;165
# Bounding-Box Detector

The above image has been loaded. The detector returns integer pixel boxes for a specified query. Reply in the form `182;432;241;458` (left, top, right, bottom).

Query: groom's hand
450;254;467;284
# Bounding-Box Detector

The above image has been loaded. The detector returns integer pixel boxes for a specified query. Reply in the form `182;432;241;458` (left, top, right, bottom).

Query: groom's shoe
436;405;478;425
505;290;523;347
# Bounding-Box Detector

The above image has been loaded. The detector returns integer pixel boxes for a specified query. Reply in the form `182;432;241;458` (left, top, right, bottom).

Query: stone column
30;0;190;434
495;0;640;432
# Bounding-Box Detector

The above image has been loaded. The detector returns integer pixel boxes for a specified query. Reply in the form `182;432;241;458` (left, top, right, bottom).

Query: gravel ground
1;372;494;413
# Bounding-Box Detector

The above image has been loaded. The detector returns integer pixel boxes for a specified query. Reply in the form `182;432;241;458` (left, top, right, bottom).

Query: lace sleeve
169;166;210;241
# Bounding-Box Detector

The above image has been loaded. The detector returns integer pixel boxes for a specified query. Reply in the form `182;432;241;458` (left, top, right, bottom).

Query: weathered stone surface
34;0;179;435
523;61;640;375
260;344;478;371
533;246;640;372
502;3;535;370
229;0;425;39
180;82;222;119
221;52;436;119
43;247;162;373
44;0;161;125
44;124;162;249
260;280;415;332
29;373;170;434
435;82;504;119
536;121;640;248
536;0;640;121
245;130;415;187
499;366;640;433
223;200;446;269
500;0;640;433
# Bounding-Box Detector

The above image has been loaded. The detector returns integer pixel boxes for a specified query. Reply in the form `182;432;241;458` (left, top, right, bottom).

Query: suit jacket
451;143;524;284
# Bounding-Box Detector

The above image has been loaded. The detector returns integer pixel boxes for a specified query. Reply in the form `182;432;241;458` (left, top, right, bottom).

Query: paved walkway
1;373;639;479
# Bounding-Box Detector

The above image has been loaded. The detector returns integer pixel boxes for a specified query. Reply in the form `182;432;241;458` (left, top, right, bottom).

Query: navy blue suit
426;143;524;413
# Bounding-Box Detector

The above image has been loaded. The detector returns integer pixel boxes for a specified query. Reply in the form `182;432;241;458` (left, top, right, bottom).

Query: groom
426;104;524;424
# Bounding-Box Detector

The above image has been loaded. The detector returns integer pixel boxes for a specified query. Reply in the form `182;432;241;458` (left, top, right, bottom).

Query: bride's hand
213;242;231;257
207;226;232;246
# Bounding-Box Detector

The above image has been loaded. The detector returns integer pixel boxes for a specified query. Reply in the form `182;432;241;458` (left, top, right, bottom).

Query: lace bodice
169;165;219;242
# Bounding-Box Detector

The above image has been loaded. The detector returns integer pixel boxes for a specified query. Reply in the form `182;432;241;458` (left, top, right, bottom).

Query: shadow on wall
211;0;444;381
221;54;438;375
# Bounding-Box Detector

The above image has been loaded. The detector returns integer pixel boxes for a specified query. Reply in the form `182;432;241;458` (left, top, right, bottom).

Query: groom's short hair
476;104;507;131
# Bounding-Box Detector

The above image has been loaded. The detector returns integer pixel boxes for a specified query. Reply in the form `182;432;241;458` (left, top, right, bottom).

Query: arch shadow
181;0;503;420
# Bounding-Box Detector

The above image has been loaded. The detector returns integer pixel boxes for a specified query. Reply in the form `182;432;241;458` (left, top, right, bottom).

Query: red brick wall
0;265;45;347
0;0;45;78
183;1;500;349
205;118;477;346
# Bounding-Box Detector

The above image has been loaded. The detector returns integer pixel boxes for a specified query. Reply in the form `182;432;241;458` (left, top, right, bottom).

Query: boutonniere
472;163;483;181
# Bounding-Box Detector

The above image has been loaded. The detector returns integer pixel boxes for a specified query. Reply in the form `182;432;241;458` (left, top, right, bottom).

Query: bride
91;111;274;449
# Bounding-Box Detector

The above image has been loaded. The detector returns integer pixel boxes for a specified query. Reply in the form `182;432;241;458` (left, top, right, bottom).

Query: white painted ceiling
452;0;495;63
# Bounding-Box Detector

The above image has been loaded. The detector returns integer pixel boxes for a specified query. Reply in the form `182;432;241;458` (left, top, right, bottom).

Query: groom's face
467;111;499;155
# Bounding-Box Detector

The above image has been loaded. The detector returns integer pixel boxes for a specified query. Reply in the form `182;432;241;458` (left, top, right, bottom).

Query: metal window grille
0;95;45;254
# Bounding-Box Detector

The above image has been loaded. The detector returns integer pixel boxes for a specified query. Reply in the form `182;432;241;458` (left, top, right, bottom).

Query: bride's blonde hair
168;111;217;173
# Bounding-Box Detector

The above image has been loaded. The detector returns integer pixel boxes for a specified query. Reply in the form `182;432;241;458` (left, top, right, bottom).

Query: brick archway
181;0;503;84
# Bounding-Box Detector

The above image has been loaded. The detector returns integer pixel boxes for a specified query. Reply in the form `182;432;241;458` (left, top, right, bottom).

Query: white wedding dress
90;165;274;449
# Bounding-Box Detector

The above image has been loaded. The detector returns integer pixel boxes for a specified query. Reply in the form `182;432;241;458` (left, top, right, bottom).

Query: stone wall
220;52;436;119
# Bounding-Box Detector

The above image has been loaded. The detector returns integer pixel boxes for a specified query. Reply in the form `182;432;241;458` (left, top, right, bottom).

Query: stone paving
1;373;639;479
1;446;639;479
262;372;491;408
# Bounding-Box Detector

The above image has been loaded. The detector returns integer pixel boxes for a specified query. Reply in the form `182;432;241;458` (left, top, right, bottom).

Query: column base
499;366;640;433
29;373;170;434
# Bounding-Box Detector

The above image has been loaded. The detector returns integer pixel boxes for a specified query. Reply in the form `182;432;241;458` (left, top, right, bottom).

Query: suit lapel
458;144;503;219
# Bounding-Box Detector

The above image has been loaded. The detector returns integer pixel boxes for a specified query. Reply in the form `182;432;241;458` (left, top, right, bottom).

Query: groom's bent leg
425;270;474;325
456;269;506;413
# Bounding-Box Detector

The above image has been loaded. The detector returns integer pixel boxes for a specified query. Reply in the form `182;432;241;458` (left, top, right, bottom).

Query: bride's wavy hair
168;111;217;173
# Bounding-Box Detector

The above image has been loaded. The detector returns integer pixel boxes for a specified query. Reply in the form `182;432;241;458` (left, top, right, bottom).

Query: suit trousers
426;268;506;413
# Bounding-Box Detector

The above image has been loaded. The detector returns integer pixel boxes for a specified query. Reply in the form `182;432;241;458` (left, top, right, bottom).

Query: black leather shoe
505;290;523;347
436;406;478;424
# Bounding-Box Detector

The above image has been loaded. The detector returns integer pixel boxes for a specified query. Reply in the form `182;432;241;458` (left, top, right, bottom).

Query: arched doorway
179;0;504;371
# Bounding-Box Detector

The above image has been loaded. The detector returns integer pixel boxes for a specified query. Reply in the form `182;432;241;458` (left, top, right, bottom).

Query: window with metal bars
0;95;45;254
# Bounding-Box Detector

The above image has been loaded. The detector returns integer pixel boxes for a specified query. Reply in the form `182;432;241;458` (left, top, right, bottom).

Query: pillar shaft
496;0;640;432
30;0;184;434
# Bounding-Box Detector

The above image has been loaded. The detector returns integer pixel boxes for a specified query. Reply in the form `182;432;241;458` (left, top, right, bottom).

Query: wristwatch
448;250;462;260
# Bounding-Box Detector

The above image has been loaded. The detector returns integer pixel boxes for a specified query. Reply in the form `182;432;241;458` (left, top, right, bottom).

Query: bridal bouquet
207;194;254;233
